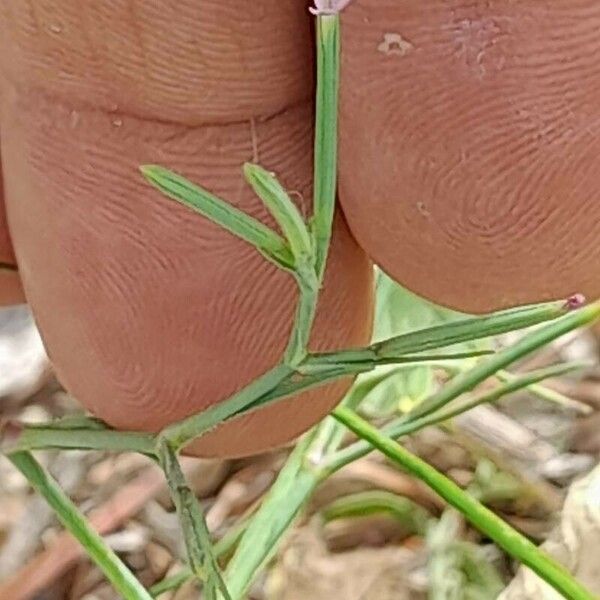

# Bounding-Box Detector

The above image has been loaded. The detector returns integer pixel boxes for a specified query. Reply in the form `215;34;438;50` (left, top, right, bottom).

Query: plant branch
495;369;592;415
322;303;600;475
284;268;319;365
406;300;600;422
8;451;152;600
322;362;585;475
332;406;597;600
222;432;321;599
149;513;249;597
156;440;231;600
159;364;293;452
3;300;579;456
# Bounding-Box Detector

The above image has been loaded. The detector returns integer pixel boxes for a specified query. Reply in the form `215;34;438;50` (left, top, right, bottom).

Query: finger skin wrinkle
0;84;374;457
0;0;374;452
0;0;315;126
339;0;600;313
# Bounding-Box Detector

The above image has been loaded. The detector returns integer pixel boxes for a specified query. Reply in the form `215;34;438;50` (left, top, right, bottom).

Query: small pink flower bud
310;0;354;15
565;293;586;310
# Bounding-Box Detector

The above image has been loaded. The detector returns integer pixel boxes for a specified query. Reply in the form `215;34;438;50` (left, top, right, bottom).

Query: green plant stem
3;299;577;457
9;451;152;600
3;352;487;457
160;364;293;452
298;350;493;376
323;363;584;476
157;440;231;600
286;12;341;361
320;303;600;477
495;370;592;415
284;269;319;365
332;407;596;600
312;14;340;280
150;570;192;598
158;300;580;452
149;514;249;597
220;379;375;599
223;432;321;600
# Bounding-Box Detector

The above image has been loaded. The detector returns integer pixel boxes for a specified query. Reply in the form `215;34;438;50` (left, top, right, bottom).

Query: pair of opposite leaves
0;1;598;456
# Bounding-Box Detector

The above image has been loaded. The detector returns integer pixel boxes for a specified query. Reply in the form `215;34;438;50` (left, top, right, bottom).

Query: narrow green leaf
312;14;340;279
374;299;574;359
407;301;600;422
4;417;156;456
223;433;320;600
308;298;576;368
404;362;585;432
141;165;294;270
149;516;249;597
243;163;313;264
9;452;152;600
6;426;156;456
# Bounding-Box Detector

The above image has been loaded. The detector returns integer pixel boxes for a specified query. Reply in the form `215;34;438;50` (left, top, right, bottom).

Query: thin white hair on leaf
309;0;354;15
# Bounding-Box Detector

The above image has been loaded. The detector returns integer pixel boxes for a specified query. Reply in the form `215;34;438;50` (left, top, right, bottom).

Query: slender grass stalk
223;433;320;599
160;365;293;452
332;406;597;600
8;300;581;458
157;300;580;452
150;570;192;598
495;370;592;415
157;441;231;600
323;362;585;475
2;352;490;456
312;14;340;279
8;451;152;600
149;512;249;597
407;301;600;422
284;271;319;365
322;302;600;475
